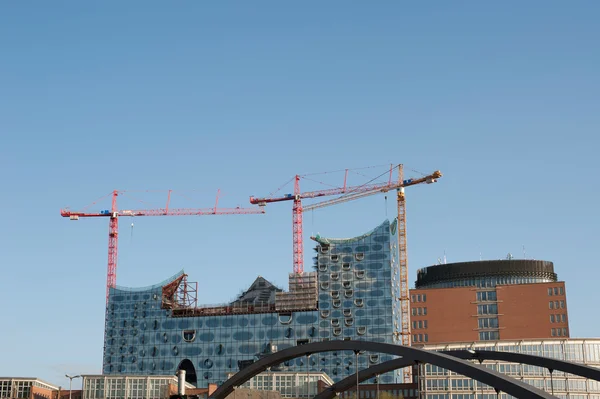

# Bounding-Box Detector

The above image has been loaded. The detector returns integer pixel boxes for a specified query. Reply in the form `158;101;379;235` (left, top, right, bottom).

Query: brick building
409;259;569;345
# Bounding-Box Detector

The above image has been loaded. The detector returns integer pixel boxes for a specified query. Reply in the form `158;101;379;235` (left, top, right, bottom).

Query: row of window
476;291;497;302
552;327;568;337
327;253;365;262
550;313;567;323
413;333;429;343
412;320;429;329
412;307;428;316
548;286;565;296
319;270;367;279
549;300;566;309
411;293;427;303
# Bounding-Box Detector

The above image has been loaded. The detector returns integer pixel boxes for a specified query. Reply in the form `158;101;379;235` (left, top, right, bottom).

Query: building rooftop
415;259;557;288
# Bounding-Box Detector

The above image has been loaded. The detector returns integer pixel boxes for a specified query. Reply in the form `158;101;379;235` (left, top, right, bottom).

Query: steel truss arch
209;341;554;399
315;349;600;399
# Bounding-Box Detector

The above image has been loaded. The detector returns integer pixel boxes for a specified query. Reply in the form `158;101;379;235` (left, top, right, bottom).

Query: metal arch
313;358;417;399
444;350;600;381
315;349;600;399
208;341;554;399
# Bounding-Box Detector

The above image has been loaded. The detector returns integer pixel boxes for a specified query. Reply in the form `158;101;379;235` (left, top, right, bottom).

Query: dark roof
231;276;282;306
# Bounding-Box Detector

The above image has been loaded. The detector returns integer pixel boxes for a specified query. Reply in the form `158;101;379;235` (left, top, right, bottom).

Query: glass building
419;339;600;399
103;219;402;387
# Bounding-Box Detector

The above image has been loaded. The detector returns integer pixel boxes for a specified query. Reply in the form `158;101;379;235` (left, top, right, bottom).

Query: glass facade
419;339;600;399
103;219;402;387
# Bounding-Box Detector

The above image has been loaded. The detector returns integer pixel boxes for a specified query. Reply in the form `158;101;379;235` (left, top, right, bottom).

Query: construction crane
250;165;441;276
61;189;265;303
304;164;441;383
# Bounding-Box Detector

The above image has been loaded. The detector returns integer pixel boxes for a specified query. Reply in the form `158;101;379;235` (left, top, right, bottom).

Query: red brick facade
409;282;569;345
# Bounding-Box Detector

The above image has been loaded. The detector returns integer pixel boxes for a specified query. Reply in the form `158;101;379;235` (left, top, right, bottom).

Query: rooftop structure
415;259;557;289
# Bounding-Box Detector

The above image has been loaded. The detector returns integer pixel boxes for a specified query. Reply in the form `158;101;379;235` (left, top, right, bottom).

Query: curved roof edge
312;218;395;245
113;269;186;292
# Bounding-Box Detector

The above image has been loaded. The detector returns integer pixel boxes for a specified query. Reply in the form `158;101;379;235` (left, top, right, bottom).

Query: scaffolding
275;272;318;312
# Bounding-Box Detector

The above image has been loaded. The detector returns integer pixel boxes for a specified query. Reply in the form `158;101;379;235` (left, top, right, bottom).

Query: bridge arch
209;340;554;399
315;349;600;399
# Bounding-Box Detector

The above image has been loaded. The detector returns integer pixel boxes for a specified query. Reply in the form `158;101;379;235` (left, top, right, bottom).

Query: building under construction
103;219;403;388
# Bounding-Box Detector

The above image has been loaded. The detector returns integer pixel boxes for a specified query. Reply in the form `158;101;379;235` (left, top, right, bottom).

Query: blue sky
1;1;598;389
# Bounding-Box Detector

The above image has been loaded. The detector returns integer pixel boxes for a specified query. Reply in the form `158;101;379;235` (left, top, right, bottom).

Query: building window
476;291;497;302
422;294;427;302
562;314;567;323
354;298;364;307
554;287;559;296
424;334;429;342
550;314;555;323
418;320;423;329
549;301;554;309
560;287;564;295
342;262;351;271
411;295;416;303
478;317;499;329
477;304;498;315
563;327;568;336
183;330;196;343
412;321;417;329
355;253;364;261
560;300;565;309
423;307;428;315
548;287;553;296
412;308;417;316
551;328;556;336
331;255;339;262
479;331;500;341
424;320;428;328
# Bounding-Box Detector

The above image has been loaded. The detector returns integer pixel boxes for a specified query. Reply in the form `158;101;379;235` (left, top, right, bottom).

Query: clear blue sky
1;1;598;389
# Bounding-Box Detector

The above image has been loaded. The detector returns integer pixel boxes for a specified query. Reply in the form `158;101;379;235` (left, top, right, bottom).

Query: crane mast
61;189;265;303
397;166;411;383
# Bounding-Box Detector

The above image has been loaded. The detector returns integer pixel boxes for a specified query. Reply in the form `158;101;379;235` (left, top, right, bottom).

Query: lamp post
65;374;81;399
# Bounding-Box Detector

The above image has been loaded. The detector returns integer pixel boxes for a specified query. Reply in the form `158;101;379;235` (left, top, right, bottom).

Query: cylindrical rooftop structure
415;259;557;289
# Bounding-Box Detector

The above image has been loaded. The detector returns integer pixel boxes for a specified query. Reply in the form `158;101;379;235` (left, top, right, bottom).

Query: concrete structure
420;339;600;399
409;260;568;345
103;219;404;387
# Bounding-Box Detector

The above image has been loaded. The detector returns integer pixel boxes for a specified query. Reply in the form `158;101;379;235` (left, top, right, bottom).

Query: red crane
61;189;265;302
250;165;442;275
